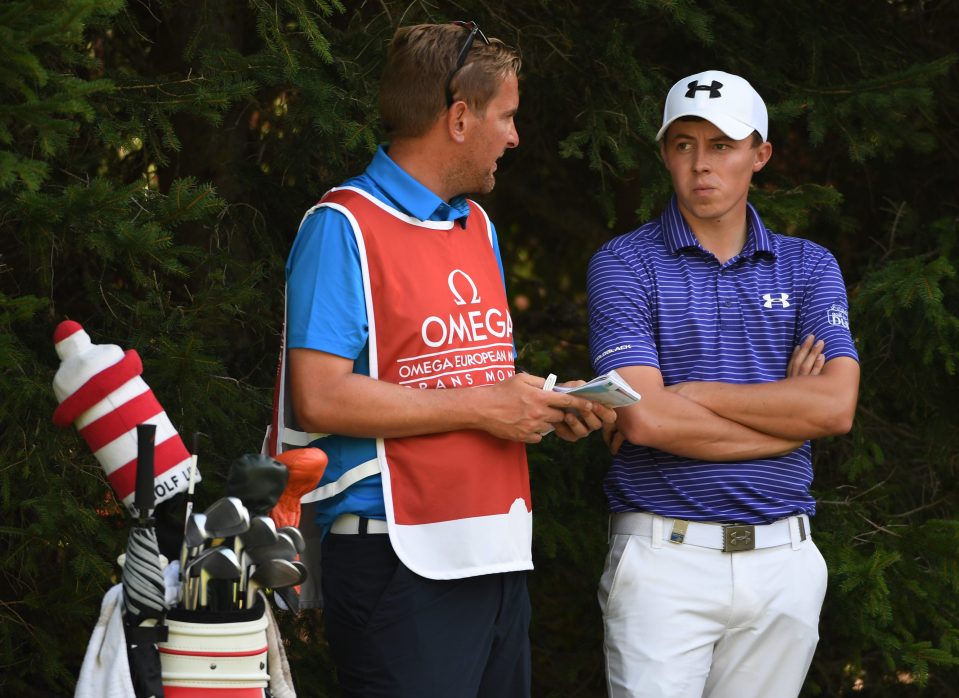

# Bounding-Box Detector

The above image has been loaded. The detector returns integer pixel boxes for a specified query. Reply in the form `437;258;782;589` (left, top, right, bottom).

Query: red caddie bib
320;186;532;579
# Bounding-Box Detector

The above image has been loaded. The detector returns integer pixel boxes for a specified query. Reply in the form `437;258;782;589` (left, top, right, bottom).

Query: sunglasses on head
444;20;490;107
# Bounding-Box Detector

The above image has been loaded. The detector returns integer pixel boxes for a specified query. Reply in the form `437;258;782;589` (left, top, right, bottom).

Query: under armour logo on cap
685;80;723;98
656;70;768;142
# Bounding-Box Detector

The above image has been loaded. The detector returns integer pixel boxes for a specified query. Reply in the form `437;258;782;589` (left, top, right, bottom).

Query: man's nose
692;147;710;172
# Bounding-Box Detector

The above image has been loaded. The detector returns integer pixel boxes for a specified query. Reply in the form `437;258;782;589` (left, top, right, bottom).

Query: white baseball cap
656;70;768;142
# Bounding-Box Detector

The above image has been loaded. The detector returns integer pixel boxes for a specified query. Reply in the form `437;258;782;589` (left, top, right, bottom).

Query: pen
540;373;558;436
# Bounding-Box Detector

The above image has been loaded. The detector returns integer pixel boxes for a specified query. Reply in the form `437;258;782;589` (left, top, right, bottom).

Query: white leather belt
610;512;809;552
330;513;389;535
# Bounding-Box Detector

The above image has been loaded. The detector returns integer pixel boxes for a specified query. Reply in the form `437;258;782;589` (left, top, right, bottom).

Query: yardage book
553;369;641;407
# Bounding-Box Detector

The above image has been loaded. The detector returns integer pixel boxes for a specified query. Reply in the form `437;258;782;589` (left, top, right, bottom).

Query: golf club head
184;545;242;610
249;559;305;589
245;558;306;609
241;516;279;549
291;560;307;582
202;496;250;538
246;533;298;564
277;525;305;553
194;547;241;610
184;512;209;550
186;545;240;579
274;586;301;613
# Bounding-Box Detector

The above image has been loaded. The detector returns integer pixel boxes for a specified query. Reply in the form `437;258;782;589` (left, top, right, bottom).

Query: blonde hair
379;23;522;139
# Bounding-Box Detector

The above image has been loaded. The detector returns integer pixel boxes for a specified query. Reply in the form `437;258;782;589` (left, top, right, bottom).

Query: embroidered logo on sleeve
594;344;633;362
827;304;850;328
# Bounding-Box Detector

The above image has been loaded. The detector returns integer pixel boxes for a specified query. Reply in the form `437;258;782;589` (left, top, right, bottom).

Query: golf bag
159;595;272;697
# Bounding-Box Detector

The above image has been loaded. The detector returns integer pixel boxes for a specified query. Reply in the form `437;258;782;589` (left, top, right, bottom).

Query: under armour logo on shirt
685;80;723;98
762;293;791;308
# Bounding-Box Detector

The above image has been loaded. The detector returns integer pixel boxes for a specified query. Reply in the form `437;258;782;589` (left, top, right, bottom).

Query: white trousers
599;515;828;698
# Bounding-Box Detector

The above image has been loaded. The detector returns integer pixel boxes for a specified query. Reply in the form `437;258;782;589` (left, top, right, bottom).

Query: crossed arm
608;335;860;459
288;348;617;445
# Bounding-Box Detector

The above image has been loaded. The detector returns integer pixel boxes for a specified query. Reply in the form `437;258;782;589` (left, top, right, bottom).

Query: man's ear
447;101;469;144
753;141;773;172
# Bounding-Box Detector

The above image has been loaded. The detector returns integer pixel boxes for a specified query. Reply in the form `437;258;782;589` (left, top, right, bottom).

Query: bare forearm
288;349;614;444
618;390;802;461
293;371;481;438
670;358;860;440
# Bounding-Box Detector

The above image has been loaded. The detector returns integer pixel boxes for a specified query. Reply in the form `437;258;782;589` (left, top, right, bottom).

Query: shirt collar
661;196;775;259
365;145;471;225
744;202;774;257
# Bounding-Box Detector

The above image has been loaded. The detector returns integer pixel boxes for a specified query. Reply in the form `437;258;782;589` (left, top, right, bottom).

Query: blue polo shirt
586;196;859;524
285;145;508;533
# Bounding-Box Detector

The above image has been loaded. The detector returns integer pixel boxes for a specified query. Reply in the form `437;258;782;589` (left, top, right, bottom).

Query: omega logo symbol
419;268;511;348
448;269;481;305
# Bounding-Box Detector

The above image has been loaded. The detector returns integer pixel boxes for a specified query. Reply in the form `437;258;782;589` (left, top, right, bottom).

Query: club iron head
184;512;209;550
277;525;305;553
245;559;307;608
186;546;241;579
246;533;298;564
202;496;250;539
185;546;241;610
240;516;279;549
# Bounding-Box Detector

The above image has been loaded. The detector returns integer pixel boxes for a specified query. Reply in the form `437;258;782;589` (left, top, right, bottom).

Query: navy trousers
321;529;531;698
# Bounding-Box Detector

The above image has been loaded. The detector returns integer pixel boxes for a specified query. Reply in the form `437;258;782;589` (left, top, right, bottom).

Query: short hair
379;23;522;139
670;116;764;147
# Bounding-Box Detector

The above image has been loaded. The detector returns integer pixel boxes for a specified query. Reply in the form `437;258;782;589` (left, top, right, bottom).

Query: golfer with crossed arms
587;70;860;697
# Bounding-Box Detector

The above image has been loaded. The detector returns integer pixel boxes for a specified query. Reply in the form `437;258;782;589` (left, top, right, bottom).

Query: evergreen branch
0;598;41;643
98;283;121;320
786;55;957;96
158;188;215;227
858;513;906;538
113;75;209;92
877;199;908;264
889;497;951;519
819;470;897;506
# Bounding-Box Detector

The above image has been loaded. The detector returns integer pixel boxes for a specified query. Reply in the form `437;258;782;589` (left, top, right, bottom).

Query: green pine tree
2;2;958;696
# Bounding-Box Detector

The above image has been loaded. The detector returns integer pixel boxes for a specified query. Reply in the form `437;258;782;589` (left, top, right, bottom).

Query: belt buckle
722;525;755;552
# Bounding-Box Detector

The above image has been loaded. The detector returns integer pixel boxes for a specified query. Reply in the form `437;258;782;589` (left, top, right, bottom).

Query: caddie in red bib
268;22;615;698
321;186;531;578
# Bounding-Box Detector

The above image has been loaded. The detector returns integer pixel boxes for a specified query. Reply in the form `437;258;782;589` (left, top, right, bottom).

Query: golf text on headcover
51;320;200;510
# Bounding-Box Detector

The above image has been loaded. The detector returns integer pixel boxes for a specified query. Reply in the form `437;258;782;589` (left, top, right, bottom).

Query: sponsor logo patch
827;304;850;328
595;344;633;363
762;292;791;309
685;80;723;99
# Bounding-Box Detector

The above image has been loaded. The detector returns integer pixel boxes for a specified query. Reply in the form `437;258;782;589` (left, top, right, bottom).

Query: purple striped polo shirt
587;196;859;524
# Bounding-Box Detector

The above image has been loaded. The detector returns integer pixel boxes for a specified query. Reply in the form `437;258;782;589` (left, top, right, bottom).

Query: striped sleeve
797;245;859;363
587;241;660;374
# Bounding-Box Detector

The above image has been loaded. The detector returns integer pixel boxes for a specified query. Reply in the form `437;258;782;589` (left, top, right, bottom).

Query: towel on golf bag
263;599;296;698
75;584;135;698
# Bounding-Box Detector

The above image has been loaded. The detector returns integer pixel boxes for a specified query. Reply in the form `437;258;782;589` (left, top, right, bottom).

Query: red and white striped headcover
52;321;198;511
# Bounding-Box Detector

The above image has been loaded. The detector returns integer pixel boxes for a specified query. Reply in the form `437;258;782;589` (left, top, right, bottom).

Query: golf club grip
135;423;157;515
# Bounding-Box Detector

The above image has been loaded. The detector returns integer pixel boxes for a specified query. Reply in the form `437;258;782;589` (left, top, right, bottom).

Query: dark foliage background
2;1;957;696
